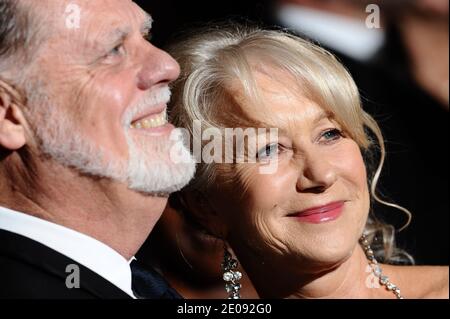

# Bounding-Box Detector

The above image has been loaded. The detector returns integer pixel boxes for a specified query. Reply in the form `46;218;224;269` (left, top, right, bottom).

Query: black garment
0;229;183;299
131;260;183;299
0;229;132;299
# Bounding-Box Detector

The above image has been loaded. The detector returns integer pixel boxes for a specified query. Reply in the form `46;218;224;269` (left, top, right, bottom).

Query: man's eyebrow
141;14;153;34
102;26;131;46
97;14;153;47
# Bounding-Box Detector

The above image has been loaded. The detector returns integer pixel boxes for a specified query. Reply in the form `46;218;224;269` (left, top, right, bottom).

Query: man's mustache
122;86;172;127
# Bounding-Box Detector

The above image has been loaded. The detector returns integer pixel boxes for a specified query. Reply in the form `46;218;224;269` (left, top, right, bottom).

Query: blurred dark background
135;0;271;47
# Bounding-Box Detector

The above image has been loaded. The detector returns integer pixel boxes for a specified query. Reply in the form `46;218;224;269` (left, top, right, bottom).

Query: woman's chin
288;236;357;271
295;249;354;275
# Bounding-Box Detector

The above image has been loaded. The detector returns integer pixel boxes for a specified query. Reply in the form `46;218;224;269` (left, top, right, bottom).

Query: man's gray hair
0;0;34;82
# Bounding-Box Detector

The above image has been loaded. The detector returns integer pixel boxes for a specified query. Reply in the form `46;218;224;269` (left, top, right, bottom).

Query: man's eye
108;43;125;56
257;143;280;161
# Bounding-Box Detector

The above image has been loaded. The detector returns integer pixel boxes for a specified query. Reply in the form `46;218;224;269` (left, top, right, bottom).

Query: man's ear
0;87;27;150
180;190;228;239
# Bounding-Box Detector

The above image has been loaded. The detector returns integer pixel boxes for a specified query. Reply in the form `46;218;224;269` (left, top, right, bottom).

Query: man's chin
125;129;196;195
126;156;196;196
38;128;195;196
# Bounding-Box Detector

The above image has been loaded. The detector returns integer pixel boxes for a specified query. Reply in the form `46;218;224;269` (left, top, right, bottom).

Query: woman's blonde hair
169;25;413;264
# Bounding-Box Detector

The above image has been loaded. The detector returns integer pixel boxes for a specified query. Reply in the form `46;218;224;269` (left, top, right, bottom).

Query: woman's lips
291;201;345;224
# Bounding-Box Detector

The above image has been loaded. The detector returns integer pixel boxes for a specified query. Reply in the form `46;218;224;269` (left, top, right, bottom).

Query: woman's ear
179;190;229;239
0;83;27;150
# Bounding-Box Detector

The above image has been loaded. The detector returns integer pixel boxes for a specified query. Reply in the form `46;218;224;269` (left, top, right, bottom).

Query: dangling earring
221;243;242;299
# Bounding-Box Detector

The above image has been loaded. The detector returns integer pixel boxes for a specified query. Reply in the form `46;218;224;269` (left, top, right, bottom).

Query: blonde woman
168;27;449;299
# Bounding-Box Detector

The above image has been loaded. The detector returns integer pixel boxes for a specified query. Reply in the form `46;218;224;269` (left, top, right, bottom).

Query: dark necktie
130;259;183;299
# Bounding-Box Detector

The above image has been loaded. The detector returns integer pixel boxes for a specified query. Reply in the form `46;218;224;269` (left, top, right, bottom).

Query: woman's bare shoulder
386;265;449;299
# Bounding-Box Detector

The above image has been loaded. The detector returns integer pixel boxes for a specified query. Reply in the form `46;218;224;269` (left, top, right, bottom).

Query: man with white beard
0;0;195;299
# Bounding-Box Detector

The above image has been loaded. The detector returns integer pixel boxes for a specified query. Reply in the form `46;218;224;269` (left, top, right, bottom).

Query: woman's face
207;70;370;274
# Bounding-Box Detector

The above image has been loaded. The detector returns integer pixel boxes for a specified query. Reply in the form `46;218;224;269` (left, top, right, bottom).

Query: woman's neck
244;245;395;299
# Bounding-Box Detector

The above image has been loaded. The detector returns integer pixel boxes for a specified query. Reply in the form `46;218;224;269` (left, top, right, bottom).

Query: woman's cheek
239;163;296;213
330;140;367;189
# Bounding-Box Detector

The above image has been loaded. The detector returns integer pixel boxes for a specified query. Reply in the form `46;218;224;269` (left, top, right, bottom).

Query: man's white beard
25;87;196;195
125;128;196;194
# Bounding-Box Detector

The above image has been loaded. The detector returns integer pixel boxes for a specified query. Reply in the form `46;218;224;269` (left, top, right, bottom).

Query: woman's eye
257;143;280;161
319;128;343;143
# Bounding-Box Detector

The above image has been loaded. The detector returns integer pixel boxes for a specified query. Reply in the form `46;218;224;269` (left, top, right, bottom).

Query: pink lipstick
293;201;344;224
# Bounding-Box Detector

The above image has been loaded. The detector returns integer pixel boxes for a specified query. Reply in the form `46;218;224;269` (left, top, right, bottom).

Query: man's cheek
92;72;132;110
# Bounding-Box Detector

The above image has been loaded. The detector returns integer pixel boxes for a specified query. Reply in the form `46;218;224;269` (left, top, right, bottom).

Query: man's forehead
39;0;151;33
78;0;150;21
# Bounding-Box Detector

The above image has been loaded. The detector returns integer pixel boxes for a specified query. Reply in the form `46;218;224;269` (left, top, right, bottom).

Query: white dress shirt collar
276;4;385;62
0;206;135;298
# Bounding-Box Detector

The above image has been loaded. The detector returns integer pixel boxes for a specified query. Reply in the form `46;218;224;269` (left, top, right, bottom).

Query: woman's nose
137;45;181;91
296;153;337;193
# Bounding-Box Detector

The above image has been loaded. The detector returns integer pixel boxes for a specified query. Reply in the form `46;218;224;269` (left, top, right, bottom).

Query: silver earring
221;244;242;299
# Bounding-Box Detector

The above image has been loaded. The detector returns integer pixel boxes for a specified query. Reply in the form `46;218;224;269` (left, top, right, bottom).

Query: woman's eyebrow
312;111;329;125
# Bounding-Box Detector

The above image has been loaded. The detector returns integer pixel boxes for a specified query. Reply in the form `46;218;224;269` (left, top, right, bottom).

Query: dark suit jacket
0;229;132;299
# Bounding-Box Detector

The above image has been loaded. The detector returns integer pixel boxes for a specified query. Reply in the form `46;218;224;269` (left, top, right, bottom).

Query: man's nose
296;152;337;194
137;45;180;90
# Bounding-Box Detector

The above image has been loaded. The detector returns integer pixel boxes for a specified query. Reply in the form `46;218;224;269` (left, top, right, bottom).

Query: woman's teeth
130;111;167;129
